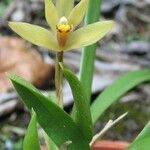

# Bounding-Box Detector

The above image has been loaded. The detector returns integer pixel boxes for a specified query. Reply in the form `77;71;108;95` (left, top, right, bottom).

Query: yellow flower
9;0;114;51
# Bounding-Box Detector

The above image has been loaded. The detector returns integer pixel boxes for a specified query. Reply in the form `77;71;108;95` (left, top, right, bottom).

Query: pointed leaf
60;63;92;142
128;121;150;150
91;69;150;124
56;0;74;17
64;21;115;51
9;22;59;50
7;73;90;150
68;0;88;28
45;0;59;32
23;110;40;150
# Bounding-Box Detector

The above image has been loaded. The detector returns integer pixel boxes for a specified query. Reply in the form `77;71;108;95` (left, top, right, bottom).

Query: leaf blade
91;69;150;124
23;111;40;150
7;73;90;150
60;63;92;142
128;121;150;150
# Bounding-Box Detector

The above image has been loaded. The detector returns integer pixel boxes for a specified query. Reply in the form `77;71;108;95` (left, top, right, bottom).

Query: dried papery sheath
56;17;72;47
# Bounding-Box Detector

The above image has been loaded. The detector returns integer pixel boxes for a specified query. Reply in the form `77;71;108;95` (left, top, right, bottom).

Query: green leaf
91;69;150;124
9;22;58;50
64;21;115;51
68;0;88;28
79;0;102;103
60;63;92;142
128;121;150;150
45;0;59;32
56;0;74;18
23;110;40;150
7;73;90;150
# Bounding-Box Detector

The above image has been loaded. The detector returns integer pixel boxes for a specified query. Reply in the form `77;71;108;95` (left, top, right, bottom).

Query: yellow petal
64;21;115;51
9;22;59;50
56;0;74;18
45;0;59;32
68;0;88;28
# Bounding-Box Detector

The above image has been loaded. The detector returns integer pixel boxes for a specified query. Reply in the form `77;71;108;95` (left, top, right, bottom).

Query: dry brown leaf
0;36;54;93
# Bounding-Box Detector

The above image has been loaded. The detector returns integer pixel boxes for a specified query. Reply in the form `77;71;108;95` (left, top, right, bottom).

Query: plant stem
55;51;63;107
79;0;102;103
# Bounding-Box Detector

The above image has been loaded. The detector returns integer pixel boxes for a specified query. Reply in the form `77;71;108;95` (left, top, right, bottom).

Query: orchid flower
9;0;114;51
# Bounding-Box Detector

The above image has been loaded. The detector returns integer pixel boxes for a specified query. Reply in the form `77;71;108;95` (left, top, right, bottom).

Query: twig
59;141;72;150
90;112;128;147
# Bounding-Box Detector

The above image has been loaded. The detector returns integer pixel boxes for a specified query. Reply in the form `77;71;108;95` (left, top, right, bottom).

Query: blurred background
0;0;150;149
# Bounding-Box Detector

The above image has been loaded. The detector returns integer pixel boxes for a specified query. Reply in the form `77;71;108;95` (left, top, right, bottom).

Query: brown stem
55;51;63;107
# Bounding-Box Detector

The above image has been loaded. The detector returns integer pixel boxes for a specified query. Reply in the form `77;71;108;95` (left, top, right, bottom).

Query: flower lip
57;24;72;33
56;17;72;47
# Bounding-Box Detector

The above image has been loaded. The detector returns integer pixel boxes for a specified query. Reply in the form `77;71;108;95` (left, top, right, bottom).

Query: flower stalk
55;51;64;107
